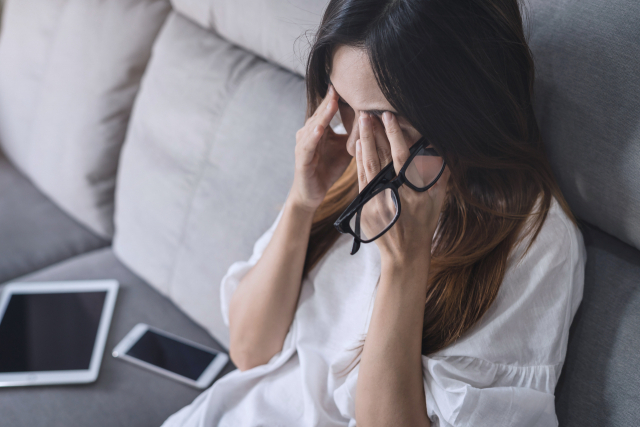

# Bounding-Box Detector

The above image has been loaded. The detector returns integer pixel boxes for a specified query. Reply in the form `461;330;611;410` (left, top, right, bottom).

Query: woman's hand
289;85;352;212
355;111;450;264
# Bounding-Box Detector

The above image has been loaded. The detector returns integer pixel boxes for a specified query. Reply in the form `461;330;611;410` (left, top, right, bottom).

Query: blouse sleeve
219;205;286;328
422;355;558;427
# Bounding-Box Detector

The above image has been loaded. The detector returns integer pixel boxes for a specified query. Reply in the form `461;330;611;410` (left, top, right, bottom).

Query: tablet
0;280;119;387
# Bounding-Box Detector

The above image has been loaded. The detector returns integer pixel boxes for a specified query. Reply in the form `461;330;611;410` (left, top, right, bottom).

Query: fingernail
359;112;367;127
356;139;361;152
382;111;392;123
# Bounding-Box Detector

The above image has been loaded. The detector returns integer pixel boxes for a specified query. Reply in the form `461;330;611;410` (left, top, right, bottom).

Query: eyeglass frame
333;136;446;255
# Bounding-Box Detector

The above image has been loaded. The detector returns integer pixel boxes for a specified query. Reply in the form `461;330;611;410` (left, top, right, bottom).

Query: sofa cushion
555;224;640;426
527;0;640;251
113;12;304;346
0;150;107;283
0;0;171;238
170;0;328;76
0;247;234;427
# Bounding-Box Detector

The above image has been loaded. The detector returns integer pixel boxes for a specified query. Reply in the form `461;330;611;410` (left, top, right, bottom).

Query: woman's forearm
356;257;431;427
227;194;315;371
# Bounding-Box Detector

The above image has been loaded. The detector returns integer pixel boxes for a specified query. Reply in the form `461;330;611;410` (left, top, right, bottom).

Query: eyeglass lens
348;150;444;242
349;188;398;241
404;147;444;189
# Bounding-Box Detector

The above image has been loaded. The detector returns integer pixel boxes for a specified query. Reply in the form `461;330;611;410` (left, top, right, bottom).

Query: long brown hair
303;0;576;359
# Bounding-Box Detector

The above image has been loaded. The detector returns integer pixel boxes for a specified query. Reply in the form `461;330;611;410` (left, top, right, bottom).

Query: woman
163;0;586;425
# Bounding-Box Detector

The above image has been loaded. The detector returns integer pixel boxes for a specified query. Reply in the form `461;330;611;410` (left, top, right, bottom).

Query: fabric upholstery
113;12;304;346
527;0;640;251
555;224;640;426
0;248;235;427
0;150;108;283
170;0;329;76
0;0;171;238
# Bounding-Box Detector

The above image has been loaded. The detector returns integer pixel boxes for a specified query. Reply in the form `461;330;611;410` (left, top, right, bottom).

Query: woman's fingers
312;85;333;116
319;87;340;129
382;112;411;176
297;86;341;166
371;117;393;168
355;139;368;193
295;123;323;168
359;112;380;182
311;85;339;128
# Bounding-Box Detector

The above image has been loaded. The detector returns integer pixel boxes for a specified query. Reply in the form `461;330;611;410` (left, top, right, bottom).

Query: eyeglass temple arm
350;209;362;255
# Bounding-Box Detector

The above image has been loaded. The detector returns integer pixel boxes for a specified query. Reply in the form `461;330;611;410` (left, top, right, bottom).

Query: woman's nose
345;116;360;157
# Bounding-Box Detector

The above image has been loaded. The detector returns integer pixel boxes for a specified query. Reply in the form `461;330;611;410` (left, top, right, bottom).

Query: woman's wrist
380;251;431;290
380;240;432;269
286;181;322;216
286;190;318;219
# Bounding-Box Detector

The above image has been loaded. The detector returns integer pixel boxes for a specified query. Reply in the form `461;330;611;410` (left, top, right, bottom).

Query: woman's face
329;45;423;157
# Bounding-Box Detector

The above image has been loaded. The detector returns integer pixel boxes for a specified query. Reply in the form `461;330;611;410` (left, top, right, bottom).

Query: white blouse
162;196;586;427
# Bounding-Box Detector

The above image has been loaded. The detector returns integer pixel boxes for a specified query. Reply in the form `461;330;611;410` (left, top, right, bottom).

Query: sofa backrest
526;0;640;252
525;0;640;424
0;0;171;238
113;11;305;346
170;0;329;76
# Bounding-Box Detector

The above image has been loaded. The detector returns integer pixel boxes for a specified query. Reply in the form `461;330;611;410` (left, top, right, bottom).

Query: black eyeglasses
334;137;446;255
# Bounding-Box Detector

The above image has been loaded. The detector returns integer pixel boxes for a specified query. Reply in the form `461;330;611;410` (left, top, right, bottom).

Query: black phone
112;323;228;389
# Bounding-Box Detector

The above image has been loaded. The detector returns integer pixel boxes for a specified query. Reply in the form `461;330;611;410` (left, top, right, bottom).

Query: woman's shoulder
435;195;586;367
520;195;584;262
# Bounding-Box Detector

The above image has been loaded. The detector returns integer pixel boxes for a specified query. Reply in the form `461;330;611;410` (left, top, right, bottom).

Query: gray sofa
0;0;637;426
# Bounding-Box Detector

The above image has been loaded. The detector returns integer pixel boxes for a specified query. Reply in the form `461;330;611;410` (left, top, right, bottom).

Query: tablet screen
0;291;107;372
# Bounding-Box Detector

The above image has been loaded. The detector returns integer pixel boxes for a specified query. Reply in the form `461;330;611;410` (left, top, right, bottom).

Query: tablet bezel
0;280;119;387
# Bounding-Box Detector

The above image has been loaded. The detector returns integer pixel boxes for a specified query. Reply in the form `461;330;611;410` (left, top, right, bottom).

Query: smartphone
112;323;229;389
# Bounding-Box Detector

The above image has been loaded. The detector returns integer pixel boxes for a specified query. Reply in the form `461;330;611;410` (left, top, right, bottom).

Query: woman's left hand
355;111;450;265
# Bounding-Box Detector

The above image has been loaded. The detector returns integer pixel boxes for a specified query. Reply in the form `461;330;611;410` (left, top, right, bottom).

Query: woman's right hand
289;85;352;213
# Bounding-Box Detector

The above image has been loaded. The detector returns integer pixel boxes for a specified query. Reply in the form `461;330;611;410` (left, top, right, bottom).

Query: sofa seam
164;50;261;298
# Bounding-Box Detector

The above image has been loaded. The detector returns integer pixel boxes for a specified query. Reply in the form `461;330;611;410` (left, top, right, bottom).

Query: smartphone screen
125;330;217;380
